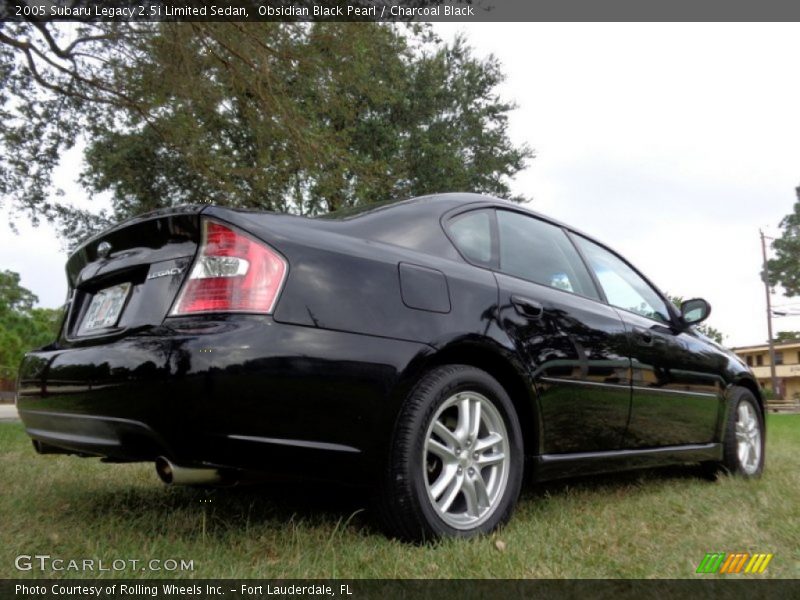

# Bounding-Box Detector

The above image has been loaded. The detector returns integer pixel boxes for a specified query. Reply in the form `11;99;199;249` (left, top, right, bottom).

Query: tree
774;331;800;343
667;294;725;344
0;271;62;380
766;186;800;295
0;22;533;246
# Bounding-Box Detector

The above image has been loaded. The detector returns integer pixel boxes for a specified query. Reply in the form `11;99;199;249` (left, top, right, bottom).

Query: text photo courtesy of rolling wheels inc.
1;2;799;596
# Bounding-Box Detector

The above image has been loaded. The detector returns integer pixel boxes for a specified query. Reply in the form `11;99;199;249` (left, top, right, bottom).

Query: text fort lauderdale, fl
16;583;353;597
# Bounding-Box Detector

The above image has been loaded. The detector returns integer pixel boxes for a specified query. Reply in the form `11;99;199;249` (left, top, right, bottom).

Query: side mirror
680;298;711;326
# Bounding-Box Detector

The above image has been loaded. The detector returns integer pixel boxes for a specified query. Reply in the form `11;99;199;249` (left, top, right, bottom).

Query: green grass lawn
1;415;798;579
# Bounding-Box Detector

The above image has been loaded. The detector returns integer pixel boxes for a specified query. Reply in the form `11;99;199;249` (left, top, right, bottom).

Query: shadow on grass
55;462;711;540
523;463;712;501
69;476;378;538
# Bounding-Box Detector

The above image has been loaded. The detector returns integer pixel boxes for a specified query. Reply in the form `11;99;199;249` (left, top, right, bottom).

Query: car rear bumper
17;315;429;483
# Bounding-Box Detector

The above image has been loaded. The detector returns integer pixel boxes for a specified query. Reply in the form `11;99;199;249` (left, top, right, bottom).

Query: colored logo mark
696;552;773;574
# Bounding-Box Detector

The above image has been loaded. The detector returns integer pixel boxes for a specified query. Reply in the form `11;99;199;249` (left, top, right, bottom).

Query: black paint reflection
617;311;724;447
495;273;632;454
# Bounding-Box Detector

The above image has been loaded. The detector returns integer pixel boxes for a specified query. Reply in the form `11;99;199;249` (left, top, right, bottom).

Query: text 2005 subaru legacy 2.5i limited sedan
17;193;764;541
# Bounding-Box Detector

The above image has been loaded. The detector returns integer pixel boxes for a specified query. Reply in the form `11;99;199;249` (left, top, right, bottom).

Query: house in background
733;340;800;409
0;381;15;403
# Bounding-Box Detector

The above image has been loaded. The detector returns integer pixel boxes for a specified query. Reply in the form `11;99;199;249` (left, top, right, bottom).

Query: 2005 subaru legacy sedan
17;193;765;541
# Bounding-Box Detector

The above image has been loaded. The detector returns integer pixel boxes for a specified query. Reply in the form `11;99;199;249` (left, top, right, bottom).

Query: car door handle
511;295;544;319
633;327;654;346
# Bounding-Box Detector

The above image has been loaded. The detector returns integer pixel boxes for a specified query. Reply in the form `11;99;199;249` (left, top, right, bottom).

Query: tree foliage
773;331;800;343
0;22;532;246
0;271;62;380
767;187;800;296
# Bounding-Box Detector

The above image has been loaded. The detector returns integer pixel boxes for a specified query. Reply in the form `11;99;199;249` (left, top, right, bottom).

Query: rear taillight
171;219;287;315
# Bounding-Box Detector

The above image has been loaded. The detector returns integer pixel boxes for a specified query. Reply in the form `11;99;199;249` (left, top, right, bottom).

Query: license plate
80;283;131;332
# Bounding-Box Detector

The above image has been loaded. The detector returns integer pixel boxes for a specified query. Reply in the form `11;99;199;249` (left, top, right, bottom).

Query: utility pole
760;229;780;398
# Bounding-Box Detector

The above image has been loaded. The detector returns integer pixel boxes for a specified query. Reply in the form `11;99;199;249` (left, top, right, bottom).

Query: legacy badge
147;267;184;281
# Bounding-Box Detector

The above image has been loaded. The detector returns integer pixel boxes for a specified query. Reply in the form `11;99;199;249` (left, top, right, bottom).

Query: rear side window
496;210;600;300
448;210;493;264
573;235;671;323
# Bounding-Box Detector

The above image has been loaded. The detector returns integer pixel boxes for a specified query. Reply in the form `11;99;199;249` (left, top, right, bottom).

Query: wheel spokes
430;464;459;500
474;431;503;452
437;472;464;513
455;397;471;441
472;471;490;508
469;399;482;442
423;390;511;530
427;437;456;462
735;401;761;474
476;451;505;467
735;426;748;444
432;420;459;448
461;476;479;516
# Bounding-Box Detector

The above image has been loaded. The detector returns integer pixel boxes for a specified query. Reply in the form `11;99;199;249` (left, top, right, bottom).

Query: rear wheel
376;365;524;541
705;386;764;478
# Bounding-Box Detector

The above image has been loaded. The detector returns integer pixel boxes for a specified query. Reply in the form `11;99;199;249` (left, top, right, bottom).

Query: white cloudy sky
2;22;800;347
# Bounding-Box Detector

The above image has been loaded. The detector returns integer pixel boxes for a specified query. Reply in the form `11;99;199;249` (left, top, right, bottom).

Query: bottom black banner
3;579;800;600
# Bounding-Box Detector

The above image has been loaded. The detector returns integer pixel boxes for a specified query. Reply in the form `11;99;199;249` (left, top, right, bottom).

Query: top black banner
4;0;800;22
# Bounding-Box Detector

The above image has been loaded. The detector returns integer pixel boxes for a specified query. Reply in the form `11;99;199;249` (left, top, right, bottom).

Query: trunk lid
62;206;205;343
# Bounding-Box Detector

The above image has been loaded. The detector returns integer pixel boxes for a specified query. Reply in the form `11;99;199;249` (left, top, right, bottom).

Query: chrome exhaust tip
155;456;222;486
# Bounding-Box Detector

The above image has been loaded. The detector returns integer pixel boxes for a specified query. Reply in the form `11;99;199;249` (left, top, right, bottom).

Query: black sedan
17;193;765;541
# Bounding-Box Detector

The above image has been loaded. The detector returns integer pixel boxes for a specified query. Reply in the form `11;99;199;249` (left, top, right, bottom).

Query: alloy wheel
735;401;761;475
422;391;511;530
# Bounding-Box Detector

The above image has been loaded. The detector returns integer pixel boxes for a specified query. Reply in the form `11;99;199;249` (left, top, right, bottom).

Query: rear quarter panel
207;208;501;347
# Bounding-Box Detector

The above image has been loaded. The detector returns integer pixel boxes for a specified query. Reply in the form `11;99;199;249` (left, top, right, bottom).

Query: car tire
704;386;764;479
376;365;524;542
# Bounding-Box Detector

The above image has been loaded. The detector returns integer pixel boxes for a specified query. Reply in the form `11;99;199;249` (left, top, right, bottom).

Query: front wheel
705;387;765;478
376;365;524;542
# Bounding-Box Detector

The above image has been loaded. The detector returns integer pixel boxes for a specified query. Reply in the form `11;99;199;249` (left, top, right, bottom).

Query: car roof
330;192;593;242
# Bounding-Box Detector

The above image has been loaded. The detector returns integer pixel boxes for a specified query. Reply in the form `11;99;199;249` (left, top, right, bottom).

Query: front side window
496;211;600;300
573;236;671;323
